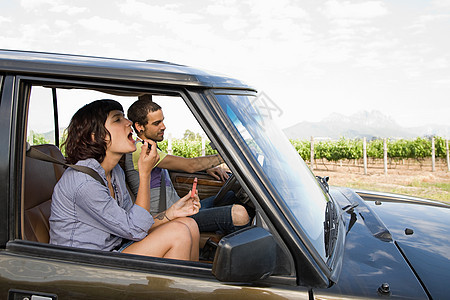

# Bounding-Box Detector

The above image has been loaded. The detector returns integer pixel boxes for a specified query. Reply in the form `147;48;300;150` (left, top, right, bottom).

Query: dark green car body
0;50;449;299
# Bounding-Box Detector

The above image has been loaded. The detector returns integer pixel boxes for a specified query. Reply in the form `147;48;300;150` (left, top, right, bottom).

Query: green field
342;181;449;203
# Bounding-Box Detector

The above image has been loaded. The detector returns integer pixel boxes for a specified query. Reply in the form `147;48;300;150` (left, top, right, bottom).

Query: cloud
433;0;450;8
78;16;141;35
20;0;57;10
49;4;88;15
54;19;71;28
409;13;450;34
222;17;248;31
433;78;450;86
246;0;309;20
117;0;210;45
428;57;449;69
355;51;385;69
322;0;389;20
0;16;11;24
118;0;200;24
206;1;240;16
20;0;87;16
21;23;52;38
236;1;311;44
4;0;449;130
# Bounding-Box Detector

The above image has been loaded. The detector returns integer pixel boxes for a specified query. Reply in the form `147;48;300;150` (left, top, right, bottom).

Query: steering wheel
213;173;238;206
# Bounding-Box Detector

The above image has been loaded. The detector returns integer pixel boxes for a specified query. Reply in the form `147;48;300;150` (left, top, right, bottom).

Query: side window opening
23;83;224;253
21;82;294;281
27;86;55;146
27;87;206;147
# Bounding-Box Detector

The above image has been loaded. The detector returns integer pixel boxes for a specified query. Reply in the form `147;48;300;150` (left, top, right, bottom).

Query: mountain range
282;110;450;140
36;110;448;143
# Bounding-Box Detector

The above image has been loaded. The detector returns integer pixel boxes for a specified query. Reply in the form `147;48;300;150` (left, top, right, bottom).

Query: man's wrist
216;154;223;166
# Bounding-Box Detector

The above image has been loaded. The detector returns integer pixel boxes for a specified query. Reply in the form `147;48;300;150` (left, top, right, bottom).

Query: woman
49;99;200;261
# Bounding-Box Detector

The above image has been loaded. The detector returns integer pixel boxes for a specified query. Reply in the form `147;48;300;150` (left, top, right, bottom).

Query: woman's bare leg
123;221;193;260
171;217;200;261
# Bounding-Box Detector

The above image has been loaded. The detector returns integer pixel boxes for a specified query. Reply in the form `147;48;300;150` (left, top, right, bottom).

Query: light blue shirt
49;158;154;251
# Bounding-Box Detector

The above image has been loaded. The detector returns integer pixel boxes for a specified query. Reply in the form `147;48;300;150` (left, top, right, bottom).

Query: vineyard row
157;136;450;161
28;132;450;172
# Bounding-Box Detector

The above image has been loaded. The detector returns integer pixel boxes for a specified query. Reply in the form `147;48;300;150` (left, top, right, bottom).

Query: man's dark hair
63;99;123;164
127;98;161;132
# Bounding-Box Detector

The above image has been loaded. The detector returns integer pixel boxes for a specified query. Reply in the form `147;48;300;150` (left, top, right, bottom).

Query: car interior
19;81;295;281
23;84;223;258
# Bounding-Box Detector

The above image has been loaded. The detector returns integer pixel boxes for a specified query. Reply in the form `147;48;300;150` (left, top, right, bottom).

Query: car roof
0;49;255;91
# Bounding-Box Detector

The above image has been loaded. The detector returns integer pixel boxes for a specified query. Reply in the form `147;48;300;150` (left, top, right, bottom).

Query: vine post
446;139;450;172
310;136;315;170
168;133;173;155
383;138;388;175
431;137;436;172
363;137;367;175
201;133;206;156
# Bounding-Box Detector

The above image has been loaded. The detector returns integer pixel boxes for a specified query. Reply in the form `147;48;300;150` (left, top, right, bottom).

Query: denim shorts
113;239;134;252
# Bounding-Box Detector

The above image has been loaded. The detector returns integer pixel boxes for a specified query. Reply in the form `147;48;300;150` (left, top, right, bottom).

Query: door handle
8;289;57;300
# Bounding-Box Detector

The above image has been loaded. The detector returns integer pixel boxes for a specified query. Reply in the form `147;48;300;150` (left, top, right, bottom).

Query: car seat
23;144;65;243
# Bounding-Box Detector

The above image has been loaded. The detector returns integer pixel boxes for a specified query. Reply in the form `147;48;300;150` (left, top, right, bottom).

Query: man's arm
157;154;229;181
157;154;224;173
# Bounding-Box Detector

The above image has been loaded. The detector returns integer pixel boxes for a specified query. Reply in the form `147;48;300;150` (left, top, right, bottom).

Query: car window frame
10;75;218;278
0;74;10;247
199;89;333;287
7;75;299;286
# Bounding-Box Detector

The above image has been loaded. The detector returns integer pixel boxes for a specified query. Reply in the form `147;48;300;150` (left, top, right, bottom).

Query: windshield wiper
324;200;338;257
341;202;359;215
316;175;330;194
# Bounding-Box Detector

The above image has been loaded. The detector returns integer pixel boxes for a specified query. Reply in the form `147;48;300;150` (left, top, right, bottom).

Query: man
124;98;251;235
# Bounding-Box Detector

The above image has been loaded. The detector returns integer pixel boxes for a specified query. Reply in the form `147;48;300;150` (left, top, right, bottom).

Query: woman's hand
135;139;159;212
138;139;159;177
167;191;201;219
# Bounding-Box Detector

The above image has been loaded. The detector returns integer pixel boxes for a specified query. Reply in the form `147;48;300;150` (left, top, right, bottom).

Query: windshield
216;93;329;261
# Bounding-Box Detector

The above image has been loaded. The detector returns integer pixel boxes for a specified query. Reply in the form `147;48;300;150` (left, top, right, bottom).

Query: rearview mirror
212;226;276;282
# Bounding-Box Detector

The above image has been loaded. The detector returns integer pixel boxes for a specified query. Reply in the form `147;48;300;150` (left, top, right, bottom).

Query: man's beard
148;131;164;142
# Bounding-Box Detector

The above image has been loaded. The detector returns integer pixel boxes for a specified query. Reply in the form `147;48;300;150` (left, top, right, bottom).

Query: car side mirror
212;226;276;282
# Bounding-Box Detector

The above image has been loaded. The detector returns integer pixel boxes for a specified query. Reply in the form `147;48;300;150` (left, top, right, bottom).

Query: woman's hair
63;99;123;164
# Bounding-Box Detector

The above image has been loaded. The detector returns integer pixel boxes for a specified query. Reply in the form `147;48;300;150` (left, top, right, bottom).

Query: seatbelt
158;168;167;212
26;143;106;187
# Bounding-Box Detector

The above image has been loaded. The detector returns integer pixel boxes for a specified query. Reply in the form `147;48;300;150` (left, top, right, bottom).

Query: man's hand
206;166;229;181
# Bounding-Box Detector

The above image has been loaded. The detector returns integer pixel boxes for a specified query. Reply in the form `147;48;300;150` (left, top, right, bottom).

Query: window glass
216;94;329;261
27;86;55;145
27;86;204;146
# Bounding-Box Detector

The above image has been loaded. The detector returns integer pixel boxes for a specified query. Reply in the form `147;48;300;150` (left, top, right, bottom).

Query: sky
1;0;450;136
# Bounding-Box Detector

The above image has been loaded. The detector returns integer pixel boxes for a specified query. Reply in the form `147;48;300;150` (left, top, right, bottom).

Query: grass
409;181;450;191
314;164;450;204
342;180;450;203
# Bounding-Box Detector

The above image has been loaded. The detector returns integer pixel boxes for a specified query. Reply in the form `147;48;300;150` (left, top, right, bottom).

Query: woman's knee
166;221;193;245
174;218;199;239
231;204;250;226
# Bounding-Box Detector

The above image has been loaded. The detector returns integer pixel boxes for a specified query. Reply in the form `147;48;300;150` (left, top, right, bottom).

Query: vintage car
0;49;449;299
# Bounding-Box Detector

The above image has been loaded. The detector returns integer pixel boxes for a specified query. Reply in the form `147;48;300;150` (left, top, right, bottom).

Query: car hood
360;190;450;300
318;187;450;299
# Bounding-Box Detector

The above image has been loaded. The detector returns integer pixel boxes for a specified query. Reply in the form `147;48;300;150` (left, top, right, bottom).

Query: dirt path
314;166;449;203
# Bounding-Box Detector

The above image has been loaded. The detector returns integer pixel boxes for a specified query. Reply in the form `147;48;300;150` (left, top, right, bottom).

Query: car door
0;74;310;299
